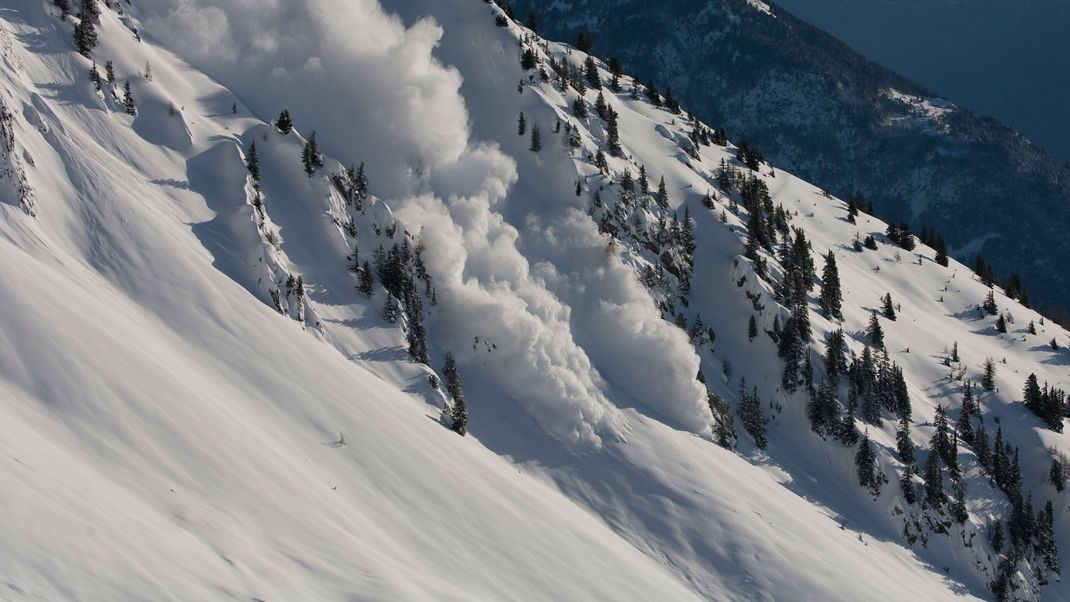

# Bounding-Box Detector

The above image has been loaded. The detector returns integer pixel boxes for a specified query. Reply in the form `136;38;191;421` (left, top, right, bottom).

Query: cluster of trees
364;239;435;365
884;223;916;251
1022;373;1067;432
301;131;324;177
734;139;765;171
72;0;100;57
331;162;370;210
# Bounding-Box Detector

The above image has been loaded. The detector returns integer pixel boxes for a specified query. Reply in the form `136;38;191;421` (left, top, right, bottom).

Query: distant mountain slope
513;0;1070;318
772;0;1070;164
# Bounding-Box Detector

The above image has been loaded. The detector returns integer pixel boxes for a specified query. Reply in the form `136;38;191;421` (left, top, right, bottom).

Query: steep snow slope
1;0;1068;600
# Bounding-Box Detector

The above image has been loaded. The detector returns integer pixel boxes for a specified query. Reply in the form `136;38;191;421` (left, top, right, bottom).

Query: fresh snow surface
0;0;1067;600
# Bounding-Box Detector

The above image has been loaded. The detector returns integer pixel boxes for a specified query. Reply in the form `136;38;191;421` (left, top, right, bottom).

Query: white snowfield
0;0;1065;600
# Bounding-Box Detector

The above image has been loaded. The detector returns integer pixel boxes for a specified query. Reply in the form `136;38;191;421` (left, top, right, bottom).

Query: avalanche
0;0;1066;600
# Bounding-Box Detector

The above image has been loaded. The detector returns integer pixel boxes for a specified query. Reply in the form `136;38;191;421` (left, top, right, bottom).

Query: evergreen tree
957;382;975;445
276;109;293;134
983;290;998;315
934;235;949;267
517;112;526;136
606;110;622;157
824;329;849;387
123;81;136;115
951;341;960;363
443;353;469;435
584;56;602;90
808;379;839;437
357;261;375;297
924;447;945;507
866;314;885;350
1040;500;1060;573
995;314;1007;334
55;0;71;18
520;47;537;70
571;96;588;119
302;131;323;177
245;142;261;183
73;10;98;57
748;315;758;342
896;417;915;465
881;293;896;321
104;60;115;85
529;123;541;152
982;358;997;391
638;165;649;193
654;176;669;209
81;0;99;21
739;384;767;449
820;251;843;320
382;294;401;323
1027;321;1037;335
88;63;102;91
1050;457;1066;492
855;433;880;495
900;470;917;505
951;487;969;523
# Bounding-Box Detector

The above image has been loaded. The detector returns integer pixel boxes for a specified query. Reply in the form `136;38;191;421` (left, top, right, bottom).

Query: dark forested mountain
515;0;1070;318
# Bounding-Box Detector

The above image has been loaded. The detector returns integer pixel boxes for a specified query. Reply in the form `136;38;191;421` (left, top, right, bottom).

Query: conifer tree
934;235;949;267
856;433;880;495
443;352;469;435
73;10;98;57
748;315;758;342
529;124;541;152
584;56;602;90
382;294;401;323
820;251;843;320
654;176;669;209
638;165;649;194
88;63;102;91
520;47;537;70
899;470;917;504
55;0;71;18
1027;321;1037;335
824;329;849;387
302;131;323;177
982;358;997;391
924;447;944;507
1050;457;1065;492
983;290;998;315
881;293;896;321
866;314;885;350
739;384;767;449
808;379;839;437
245;142;261;183
517;112;526;136
896;417;914;465
123;81;136;115
996;314;1007;334
276;109;293;134
606;110;622;157
358;261;375;297
104;60;115;85
571;96;588;119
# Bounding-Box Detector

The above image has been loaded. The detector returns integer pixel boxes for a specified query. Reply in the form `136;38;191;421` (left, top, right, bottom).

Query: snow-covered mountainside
511;0;1070;321
1;0;1068;599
